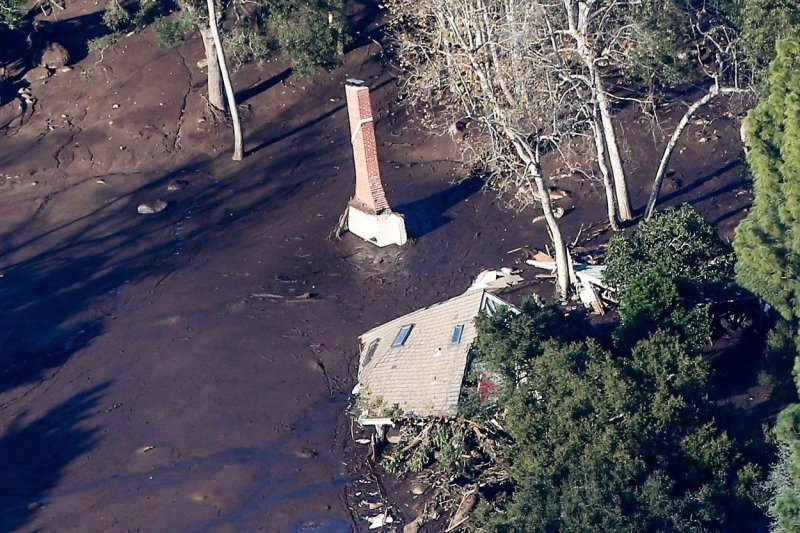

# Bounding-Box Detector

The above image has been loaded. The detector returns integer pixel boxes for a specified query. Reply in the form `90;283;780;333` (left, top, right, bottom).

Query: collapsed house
352;287;516;426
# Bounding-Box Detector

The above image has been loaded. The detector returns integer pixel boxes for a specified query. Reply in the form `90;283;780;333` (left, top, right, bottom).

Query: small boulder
137;199;168;214
23;66;51;83
410;483;428;496
166;179;189;192
40;42;70;69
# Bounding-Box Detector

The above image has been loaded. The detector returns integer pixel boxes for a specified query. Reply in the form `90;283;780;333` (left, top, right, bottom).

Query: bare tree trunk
644;87;720;220
593;70;631;221
533;171;570;301
508;133;570;300
590;111;619;230
199;27;224;111
206;0;243;161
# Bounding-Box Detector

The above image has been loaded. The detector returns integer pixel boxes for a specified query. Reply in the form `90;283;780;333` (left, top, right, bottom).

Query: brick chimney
342;80;407;248
345;82;390;214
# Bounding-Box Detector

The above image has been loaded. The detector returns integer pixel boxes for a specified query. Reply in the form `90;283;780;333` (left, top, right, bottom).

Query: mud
0;1;756;531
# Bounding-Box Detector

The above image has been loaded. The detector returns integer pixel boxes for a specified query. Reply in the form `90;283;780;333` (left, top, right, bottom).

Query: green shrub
605;205;733;351
759;321;800;402
0;0;26;29
102;0;130;32
613;266;712;351
152;17;194;48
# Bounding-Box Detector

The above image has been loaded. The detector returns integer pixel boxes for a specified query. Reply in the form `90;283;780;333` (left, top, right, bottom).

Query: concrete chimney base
347;204;408;247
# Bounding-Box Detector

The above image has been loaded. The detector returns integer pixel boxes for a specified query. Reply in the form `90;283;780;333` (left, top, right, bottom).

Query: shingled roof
355;289;512;420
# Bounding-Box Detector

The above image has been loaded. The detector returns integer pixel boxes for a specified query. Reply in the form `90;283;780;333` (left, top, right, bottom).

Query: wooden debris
445;488;479;532
404;516;425;533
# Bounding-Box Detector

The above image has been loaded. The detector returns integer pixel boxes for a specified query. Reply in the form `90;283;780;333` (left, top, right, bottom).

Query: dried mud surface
0;1;755;531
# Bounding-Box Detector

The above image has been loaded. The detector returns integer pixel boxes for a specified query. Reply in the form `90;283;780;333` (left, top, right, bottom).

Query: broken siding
357;290;486;417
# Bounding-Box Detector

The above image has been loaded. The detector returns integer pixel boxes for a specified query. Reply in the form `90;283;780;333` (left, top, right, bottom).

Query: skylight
364;338;380;364
451;324;464;344
392;324;413;347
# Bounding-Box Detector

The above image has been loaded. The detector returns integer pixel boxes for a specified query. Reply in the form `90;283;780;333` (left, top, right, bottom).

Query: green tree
734;38;800;532
605;205;735;350
0;0;24;29
739;0;800;75
470;307;757;531
734;39;800;323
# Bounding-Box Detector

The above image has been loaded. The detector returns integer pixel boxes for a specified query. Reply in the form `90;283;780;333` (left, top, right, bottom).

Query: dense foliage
0;0;24;29
146;0;344;76
468;306;759;531
734;39;800;323
738;0;800;74
605;205;735;350
733;38;800;533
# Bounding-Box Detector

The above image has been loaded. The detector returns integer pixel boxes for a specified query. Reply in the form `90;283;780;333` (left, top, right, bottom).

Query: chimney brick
346;84;390;214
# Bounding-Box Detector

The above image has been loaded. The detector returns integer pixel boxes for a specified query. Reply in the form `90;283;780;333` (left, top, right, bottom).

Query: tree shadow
344;0;386;54
245;77;394;156
0;122;354;398
236;68;293;103
394;176;484;238
654;160;741;206
0;383;108;531
0;164;204;396
712;202;752;225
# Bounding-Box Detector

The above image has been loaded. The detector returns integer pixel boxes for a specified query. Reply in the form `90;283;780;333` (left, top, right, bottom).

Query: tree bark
508;133;570;300
590;111;619;230
644;87;720;220
593;69;631;221
533;171;570;301
205;0;243;161
199;27;224;111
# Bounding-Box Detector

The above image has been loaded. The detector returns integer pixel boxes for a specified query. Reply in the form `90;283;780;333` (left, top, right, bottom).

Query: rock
40;42;70;69
166;179;189;192
403;516;425;533
197;58;208;69
410;483;428;496
23;66;51;83
386;433;402;444
137;199;168;214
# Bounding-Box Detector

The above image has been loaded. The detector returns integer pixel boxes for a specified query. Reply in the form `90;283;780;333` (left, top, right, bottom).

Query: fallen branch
445;488;479;532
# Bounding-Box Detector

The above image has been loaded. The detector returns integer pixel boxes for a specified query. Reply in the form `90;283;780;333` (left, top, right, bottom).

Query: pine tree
734;38;800;323
733;38;800;532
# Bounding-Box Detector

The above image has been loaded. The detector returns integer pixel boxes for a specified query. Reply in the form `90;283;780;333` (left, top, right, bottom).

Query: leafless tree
205;0;243;161
643;4;751;219
388;0;592;299
553;0;637;221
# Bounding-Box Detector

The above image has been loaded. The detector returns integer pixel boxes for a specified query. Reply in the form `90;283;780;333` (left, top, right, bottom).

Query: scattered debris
469;268;524;291
137;199;168;214
445;488;478;532
366;513;393;529
525;250;614;314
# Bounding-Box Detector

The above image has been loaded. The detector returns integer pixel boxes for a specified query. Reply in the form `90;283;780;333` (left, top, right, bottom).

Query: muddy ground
0;1;761;531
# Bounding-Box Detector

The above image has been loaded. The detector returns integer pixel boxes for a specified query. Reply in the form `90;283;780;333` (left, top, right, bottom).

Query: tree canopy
469;306;758;532
733;37;800;533
605;205;735;350
734;39;800;323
